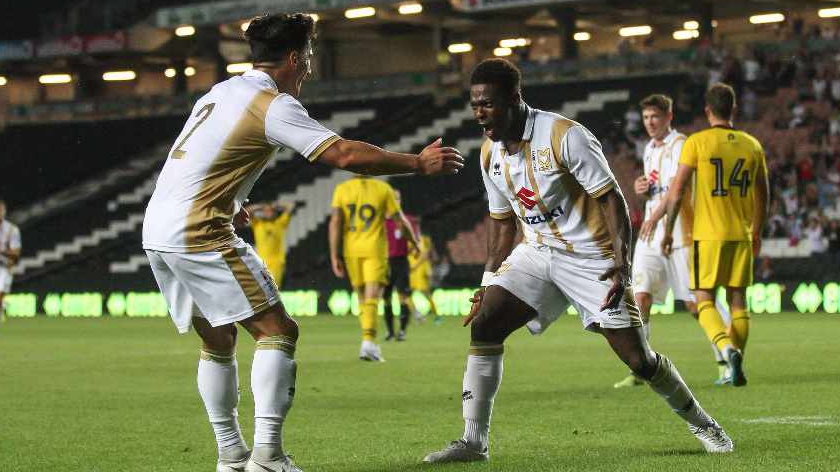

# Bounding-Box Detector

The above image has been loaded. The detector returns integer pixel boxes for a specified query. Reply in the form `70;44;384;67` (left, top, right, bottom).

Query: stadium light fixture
684;20;699;30
39;74;72;84
673;29;700;40
493;47;512;57
499;38;530;48
184;66;196;77
447;43;472;54
345;7;375;19
819;8;840;18
573;32;591;41
226;62;253;73
0;76;6;86
619;25;652;37
175;25;196;37
102;70;136;81
398;3;422;15
749;13;784;24
164;68;177;78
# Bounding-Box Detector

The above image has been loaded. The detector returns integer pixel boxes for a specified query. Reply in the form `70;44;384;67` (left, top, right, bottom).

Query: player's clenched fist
418;138;465;176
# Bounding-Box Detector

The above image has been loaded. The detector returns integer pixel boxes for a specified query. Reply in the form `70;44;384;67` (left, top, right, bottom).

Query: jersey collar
242;69;279;93
648;128;679;149
522;105;537;141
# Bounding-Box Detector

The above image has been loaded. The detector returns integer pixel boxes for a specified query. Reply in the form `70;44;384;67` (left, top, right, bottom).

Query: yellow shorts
345;256;388;288
410;273;430;292
690;240;753;290
408;268;432;292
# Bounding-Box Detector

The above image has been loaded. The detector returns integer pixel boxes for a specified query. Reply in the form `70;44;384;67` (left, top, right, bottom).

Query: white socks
461;349;504;450
251;336;297;454
648;354;714;427
197;351;246;450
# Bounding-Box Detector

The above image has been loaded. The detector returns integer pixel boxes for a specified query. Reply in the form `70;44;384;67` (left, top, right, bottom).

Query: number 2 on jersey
347;204;376;232
170;102;216;159
710;157;751;197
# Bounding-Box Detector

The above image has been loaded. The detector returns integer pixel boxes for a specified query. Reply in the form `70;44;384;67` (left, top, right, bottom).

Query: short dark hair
705;83;736;120
244;13;316;63
639;94;673;114
470;58;521;98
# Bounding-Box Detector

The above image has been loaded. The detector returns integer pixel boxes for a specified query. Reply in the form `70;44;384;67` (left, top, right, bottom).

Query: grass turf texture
2;313;839;471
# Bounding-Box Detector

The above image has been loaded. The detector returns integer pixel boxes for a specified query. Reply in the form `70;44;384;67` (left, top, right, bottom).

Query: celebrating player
614;94;727;388
0;200;21;323
382;190;419;341
662;83;769;387
142;13;463;472
247;201;296;289
329;178;416;359
423;59;732;464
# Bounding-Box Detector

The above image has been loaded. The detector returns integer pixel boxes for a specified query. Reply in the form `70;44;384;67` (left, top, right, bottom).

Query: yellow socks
360;298;379;341
729;309;751;351
697;300;733;353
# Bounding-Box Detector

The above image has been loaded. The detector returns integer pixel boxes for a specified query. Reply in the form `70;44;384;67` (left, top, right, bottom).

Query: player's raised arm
662;164;694;256
318;137;464;176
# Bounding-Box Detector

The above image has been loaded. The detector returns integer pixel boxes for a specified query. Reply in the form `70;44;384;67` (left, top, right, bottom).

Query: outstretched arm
596;188;633;310
318;138;463;176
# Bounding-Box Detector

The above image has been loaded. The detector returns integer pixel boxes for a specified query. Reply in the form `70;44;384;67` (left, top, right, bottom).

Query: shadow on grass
652;448;707;457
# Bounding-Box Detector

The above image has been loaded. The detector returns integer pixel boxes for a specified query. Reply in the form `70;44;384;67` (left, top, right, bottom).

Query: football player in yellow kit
663;83;769;387
248;201;296;288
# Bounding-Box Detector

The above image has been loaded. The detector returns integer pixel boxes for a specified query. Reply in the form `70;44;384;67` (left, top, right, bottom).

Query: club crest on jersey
533;148;554;172
493;162;502;176
516;187;537;210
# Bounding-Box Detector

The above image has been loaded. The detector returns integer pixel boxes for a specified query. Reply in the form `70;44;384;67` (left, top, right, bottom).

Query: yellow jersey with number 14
679;126;766;241
331;177;401;259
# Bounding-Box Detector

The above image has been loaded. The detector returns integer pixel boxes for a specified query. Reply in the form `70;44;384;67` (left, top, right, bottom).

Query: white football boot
245;447;303;472
359;340;385;362
217;444;250;472
423;440;489;463
689;422;734;453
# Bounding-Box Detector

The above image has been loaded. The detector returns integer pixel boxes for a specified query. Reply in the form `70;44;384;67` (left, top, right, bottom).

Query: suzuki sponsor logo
520;204;565;225
516;187;537;209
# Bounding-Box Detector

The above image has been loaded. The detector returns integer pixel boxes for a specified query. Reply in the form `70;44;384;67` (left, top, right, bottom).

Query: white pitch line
740;416;839;426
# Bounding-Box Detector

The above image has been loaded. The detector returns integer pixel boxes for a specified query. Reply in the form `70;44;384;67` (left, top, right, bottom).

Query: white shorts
632;243;694;304
489;243;643;333
0;268;12;293
146;240;280;334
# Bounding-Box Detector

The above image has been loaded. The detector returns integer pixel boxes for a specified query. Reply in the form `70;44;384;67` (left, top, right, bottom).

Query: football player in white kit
614;94;730;388
142;13;463;472
0;200;22;322
423;59;732;464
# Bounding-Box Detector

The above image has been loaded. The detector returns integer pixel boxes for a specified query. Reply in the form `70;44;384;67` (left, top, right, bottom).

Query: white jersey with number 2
143;69;339;253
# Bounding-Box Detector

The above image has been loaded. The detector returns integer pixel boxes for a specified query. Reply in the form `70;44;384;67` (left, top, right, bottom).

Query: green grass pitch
2;312;839;471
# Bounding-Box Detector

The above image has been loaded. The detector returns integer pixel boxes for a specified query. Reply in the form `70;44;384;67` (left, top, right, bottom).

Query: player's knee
469;312;504;344
201;325;237;353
